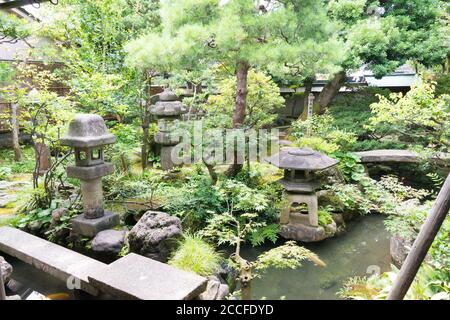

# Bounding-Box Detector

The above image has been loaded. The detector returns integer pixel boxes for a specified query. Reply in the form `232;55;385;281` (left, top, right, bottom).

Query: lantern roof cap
265;147;339;171
61;114;116;148
150;89;187;116
159;89;179;101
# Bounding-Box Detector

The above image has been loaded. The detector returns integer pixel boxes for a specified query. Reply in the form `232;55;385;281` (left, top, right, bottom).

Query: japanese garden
0;0;449;301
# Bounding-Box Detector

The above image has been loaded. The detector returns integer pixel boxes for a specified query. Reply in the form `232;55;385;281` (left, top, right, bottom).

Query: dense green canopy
330;0;450;77
126;0;343;81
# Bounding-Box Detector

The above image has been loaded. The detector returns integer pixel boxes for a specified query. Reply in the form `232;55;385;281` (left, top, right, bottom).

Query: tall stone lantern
61;114;119;237
150;89;187;170
265;147;339;242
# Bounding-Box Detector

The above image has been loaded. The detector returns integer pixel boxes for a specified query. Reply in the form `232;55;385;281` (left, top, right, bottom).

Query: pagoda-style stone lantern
61;114;119;237
265;147;339;242
150;89;187;170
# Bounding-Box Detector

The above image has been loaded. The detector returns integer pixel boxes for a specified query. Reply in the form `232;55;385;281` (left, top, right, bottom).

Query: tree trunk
298;77;314;121
34;142;51;175
227;61;250;176
241;281;252;300
232;61;250;127
10;103;22;162
203;159;218;185
316;70;347;114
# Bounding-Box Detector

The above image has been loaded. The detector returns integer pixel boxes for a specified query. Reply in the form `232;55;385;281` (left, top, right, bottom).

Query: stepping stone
88;253;207;300
0;194;17;208
0;181;27;190
0;226;106;296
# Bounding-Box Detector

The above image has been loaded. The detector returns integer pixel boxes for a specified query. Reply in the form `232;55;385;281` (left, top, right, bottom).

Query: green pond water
240;214;391;300
6;214;391;300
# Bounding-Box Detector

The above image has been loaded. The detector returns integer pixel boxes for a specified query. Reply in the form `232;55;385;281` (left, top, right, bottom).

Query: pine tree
126;0;342;174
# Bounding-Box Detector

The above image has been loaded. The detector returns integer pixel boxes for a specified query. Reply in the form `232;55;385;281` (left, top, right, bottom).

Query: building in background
280;65;418;120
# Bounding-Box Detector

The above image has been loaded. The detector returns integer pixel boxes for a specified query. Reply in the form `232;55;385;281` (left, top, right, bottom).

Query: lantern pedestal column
80;178;104;219
71;175;119;238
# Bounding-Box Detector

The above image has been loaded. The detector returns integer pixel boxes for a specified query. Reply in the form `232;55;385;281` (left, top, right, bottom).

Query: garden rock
92;229;127;254
280;220;337;242
50;208;69;226
331;213;345;225
29;220;43;232
1;255;13;282
219;262;238;289
197;276;229;300
332;213;346;236
128;211;182;262
390;235;412;268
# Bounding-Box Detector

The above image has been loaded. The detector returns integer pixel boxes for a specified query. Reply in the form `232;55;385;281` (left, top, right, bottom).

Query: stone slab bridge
354;149;449;166
0;227;207;300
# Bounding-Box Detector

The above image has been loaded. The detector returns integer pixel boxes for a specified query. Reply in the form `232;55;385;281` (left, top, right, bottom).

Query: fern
427;172;444;195
249;224;279;246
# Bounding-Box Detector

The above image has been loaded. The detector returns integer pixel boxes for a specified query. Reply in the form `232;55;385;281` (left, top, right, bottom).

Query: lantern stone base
71;211;120;238
279;220;337;242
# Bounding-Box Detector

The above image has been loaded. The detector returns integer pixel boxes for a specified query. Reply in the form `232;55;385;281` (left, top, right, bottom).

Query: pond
5;214;391;300
4;255;76;300
240;214;391;300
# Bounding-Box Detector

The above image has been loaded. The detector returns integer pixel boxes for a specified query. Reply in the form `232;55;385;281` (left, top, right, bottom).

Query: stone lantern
265;147;339;241
150;89;187;170
61;114;119;237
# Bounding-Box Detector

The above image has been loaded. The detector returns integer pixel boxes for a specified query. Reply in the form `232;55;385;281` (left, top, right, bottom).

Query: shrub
103;173;153;200
333;152;365;183
0;166;12;180
291;113;357;153
329;88;391;138
0;146;36;174
159;174;224;230
318;208;333;227
168;234;222;276
368;81;450;155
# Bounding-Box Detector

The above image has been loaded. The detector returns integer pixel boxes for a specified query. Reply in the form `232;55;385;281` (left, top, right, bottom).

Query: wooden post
10;103;22;162
306;93;314;137
0;264;6;300
387;173;450;300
